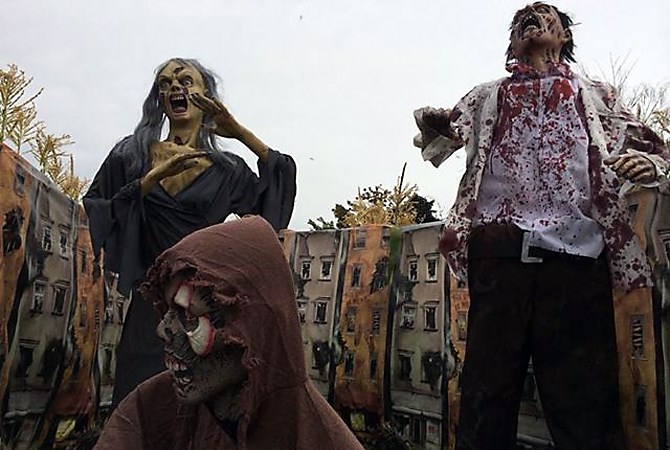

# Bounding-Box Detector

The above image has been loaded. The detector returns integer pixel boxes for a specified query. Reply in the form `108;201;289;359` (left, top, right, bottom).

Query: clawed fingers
606;154;655;183
190;93;229;116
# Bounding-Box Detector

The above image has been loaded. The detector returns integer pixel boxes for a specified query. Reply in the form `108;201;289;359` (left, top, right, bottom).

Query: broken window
103;347;114;377
59;231;69;258
457;311;468;341
39;340;63;382
426;256;438;281
371;308;382;335
344;350;355;377
312;341;330;372
31;282;46;312
635;385;647;428
370;257;388;293
314;300;327;324
300;260;311;280
421;351;443;388
79;249;87;274
104;301;114;324
13;166;26;195
116;301;125;324
3;208;24;255
631;315;645;359
42;224;52;252
320;258;333;280
400;303;416;329
408;259;418;282
345;307;356;333
353;229;366;248
410;416;427;445
79;300;87;327
296;300;307;324
424;304;438;331
16;343;35;379
398;353;412;381
351;264;362;287
369;351;378;379
52;285;67;315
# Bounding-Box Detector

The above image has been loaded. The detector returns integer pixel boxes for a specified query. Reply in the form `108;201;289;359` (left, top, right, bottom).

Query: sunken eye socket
158;80;171;91
180;77;194;87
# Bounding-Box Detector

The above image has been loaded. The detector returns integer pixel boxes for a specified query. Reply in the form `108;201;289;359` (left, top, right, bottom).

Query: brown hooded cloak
94;216;363;450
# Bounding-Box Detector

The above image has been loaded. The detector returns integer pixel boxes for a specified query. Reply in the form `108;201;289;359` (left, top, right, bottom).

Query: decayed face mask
509;2;568;62
156;278;247;404
156;60;207;124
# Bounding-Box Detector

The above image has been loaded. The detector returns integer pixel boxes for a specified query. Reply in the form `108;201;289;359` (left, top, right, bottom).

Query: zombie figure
413;3;669;449
93;216;363;450
84;58;296;408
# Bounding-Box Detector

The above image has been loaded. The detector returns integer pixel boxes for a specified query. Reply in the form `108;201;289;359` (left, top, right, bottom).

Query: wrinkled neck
517;46;561;73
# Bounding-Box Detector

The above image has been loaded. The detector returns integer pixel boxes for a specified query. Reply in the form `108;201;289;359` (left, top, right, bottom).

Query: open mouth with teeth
520;14;541;32
169;93;189;114
165;353;194;391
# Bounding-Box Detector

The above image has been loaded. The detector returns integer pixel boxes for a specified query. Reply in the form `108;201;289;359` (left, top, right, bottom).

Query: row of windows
400;303;439;331
300;258;333;281
407;255;440;283
340;349;442;386
352;228;392;249
30;282;68;315
343;350;378;380
299;254;440;286
41;224;72;258
297;299;329;324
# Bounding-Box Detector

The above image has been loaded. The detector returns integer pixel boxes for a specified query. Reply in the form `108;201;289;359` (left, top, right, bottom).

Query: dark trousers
455;226;625;450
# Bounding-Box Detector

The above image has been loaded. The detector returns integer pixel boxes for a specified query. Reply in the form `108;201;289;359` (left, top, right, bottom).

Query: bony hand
604;151;657;184
415;107;452;137
189;92;243;139
141;151;208;196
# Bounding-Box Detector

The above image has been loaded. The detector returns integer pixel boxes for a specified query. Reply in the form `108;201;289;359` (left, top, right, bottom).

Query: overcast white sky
2;0;668;229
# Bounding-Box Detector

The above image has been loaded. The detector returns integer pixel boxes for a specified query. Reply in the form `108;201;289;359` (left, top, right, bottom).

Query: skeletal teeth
186;316;215;356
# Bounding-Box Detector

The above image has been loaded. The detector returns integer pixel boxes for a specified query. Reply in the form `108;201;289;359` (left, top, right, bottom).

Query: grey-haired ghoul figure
84;58;296;409
413;3;669;449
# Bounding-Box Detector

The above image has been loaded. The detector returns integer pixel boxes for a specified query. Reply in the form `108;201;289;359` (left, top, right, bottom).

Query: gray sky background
2;0;668;230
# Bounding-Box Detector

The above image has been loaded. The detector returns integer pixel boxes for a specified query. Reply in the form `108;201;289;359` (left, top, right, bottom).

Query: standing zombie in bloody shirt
84;58;296;408
413;3;669;450
93;216;364;450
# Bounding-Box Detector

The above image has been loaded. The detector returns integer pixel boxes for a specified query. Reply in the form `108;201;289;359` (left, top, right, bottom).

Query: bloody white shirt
474;62;605;257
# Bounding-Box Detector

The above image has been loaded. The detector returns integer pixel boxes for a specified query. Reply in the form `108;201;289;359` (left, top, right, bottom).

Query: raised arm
189;92;269;162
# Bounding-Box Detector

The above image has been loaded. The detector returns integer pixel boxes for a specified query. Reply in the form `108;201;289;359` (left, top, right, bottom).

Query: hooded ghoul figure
94;216;363;450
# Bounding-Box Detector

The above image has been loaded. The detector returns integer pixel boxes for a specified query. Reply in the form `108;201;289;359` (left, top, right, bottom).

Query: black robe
83;136;296;407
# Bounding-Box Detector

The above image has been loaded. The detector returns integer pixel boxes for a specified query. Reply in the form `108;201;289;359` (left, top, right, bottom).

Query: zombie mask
156;60;207;123
508;2;571;62
156;277;247;405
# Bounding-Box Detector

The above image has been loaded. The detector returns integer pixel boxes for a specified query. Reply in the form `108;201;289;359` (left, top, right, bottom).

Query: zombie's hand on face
189;93;244;139
604;151;657;184
190;92;270;162
415;106;453;137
